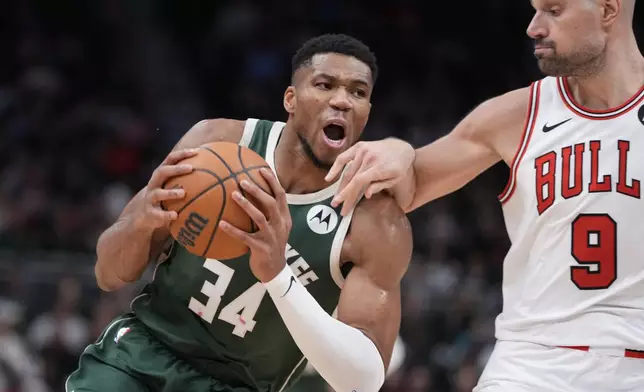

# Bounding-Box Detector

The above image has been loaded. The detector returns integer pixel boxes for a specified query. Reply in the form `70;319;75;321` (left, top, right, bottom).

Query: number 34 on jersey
187;244;320;338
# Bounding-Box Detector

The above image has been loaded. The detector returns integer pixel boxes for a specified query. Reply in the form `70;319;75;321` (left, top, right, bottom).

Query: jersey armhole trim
498;80;542;204
329;207;357;289
129;238;175;310
239;118;258;147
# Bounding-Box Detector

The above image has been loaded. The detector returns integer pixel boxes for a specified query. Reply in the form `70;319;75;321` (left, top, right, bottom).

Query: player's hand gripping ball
218;168;292;283
162;142;274;260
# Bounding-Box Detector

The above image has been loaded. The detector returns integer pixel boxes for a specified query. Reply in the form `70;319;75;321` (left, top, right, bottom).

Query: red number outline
570;213;617;290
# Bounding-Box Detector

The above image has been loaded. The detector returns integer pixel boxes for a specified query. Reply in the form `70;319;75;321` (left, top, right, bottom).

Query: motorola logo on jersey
177;212;210;248
638;105;644;126
306;205;338;235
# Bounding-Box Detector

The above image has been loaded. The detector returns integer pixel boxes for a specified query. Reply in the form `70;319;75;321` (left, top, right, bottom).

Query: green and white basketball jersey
131;119;356;392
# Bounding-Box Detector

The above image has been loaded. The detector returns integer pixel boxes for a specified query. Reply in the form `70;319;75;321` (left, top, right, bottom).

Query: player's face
285;53;372;168
527;0;607;77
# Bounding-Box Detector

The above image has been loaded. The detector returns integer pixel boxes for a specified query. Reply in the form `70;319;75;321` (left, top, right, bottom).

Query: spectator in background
0;1;640;391
0;298;49;392
27;277;88;390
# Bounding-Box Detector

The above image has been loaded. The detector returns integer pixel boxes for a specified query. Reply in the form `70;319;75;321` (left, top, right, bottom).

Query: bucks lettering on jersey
131;119;354;391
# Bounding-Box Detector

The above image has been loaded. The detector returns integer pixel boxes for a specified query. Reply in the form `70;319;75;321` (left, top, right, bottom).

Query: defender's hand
219;169;292;282
135;149;198;230
325;139;415;216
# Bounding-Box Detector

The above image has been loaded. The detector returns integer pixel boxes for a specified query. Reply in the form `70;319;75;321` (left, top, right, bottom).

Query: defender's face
527;0;607;76
285;53;373;166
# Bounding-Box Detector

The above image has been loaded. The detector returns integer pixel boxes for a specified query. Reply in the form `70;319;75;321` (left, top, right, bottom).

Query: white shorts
474;341;644;392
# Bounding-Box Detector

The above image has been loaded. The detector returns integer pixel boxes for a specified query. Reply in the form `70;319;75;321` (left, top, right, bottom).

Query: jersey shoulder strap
240;118;283;159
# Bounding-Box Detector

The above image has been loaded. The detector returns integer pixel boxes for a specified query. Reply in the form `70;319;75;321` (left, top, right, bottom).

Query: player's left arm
263;196;411;392
228;171;412;392
335;194;413;372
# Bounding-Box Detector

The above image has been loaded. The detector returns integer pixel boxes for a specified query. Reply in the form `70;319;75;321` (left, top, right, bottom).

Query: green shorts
65;314;250;392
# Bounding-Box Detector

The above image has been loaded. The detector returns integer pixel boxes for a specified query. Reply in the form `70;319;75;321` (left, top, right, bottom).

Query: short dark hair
291;34;378;83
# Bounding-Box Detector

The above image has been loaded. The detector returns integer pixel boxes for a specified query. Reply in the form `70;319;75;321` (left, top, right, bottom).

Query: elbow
94;263;113;292
94;243;113;292
96;280;117;292
342;360;385;392
360;362;386;392
95;236;111;291
94;258;122;292
333;339;386;392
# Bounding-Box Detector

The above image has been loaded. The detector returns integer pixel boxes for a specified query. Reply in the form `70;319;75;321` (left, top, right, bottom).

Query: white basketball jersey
496;77;644;349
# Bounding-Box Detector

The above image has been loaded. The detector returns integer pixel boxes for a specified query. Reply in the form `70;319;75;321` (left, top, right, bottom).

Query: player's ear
284;86;296;114
600;0;620;27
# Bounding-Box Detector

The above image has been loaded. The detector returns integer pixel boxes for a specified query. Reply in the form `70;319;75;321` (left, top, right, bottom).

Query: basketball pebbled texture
162;142;272;260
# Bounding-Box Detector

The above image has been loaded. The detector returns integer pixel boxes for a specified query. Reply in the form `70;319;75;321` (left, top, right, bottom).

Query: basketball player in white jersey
324;0;644;391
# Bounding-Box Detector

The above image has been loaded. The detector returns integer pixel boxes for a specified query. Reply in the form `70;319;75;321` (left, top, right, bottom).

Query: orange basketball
162;142;273;260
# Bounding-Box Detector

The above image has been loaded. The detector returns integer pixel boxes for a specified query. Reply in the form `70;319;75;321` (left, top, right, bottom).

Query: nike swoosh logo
542;118;572;132
281;276;297;297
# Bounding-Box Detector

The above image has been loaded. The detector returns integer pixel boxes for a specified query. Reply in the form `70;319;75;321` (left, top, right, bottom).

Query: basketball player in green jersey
66;34;413;392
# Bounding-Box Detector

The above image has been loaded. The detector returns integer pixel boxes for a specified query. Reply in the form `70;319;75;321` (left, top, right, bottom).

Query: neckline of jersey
265;121;340;205
557;77;644;119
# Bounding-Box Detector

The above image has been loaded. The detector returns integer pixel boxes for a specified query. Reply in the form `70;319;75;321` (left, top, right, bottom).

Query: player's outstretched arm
405;88;530;211
260;194;412;392
95;119;245;291
328;87;530;214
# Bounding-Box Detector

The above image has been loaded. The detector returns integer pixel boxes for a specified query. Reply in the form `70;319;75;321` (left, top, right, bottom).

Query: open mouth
323;124;346;147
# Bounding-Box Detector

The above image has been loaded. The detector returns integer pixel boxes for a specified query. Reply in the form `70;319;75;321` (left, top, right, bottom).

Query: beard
534;39;605;78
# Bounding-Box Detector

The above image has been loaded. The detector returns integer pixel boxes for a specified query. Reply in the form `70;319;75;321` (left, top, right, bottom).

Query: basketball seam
237;145;269;233
172;145;271;258
237;145;270;192
200;146;247;257
202;182;228;258
181;166;265;257
160;170;221;211
174;166;269;215
175;169;224;215
176;167;269;258
201;145;269;236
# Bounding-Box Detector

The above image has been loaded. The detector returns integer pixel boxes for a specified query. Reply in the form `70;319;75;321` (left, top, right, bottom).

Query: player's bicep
336;266;402;370
171;118;246;151
335;194;413;370
411;88;532;210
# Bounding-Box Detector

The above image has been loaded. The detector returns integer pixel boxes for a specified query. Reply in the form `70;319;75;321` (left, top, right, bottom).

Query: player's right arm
327;87;531;214
95;119;245;291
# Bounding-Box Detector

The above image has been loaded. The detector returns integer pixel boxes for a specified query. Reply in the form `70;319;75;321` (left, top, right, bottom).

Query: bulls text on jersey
534;139;641;215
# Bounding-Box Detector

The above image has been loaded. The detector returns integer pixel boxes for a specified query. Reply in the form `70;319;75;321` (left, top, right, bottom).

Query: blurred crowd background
1;1;641;391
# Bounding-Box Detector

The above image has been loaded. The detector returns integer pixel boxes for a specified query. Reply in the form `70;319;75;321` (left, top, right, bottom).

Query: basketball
162;142;273;260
